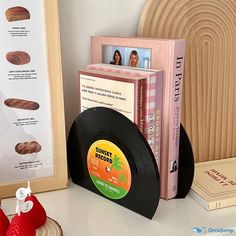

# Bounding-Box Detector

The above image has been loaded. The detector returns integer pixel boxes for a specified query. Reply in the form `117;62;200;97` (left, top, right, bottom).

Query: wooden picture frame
0;0;67;198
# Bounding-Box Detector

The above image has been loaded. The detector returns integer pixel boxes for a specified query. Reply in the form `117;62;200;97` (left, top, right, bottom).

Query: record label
87;139;131;200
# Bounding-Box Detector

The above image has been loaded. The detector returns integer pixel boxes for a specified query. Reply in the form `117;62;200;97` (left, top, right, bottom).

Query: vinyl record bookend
67;108;194;219
175;123;195;199
67;107;160;219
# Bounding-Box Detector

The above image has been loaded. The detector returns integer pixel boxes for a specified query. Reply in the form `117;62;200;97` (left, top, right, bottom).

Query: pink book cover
87;63;163;170
78;68;147;134
91;36;185;199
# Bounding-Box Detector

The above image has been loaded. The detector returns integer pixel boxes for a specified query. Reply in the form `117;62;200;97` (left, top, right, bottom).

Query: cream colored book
189;157;236;210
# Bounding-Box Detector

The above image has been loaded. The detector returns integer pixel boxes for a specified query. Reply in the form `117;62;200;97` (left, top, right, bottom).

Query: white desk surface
2;181;236;236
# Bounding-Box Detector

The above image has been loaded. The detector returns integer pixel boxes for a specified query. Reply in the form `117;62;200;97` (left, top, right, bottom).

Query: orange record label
87;140;131;199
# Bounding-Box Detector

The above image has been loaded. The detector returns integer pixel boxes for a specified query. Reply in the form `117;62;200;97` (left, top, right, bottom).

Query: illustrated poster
0;0;54;183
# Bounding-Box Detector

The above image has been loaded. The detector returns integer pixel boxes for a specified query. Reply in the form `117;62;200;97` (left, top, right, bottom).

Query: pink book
91;36;185;199
86;63;163;170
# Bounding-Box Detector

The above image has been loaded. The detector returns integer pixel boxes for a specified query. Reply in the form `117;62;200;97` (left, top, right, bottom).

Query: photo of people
128;50;139;67
110;49;122;65
102;45;151;69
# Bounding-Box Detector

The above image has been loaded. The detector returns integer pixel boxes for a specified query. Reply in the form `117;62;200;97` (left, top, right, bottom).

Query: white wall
58;0;146;134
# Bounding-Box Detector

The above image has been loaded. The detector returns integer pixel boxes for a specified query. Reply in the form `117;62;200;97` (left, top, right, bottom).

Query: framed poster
0;0;68;198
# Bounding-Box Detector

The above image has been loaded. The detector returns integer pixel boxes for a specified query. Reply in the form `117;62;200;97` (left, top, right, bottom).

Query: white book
189;157;236;210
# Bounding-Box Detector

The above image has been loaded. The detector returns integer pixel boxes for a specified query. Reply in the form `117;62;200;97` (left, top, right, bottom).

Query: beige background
58;0;146;134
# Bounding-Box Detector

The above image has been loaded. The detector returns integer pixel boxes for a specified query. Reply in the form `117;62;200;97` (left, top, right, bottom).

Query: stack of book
78;36;185;199
189;157;236;210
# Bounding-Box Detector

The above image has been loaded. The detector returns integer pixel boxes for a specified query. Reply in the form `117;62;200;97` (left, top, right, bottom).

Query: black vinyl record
175;123;195;198
67;107;160;219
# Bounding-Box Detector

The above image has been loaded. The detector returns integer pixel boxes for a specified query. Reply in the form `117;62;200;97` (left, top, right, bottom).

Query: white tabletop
2;181;236;236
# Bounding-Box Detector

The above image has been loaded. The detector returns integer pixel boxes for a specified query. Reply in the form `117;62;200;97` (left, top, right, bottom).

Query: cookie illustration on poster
4;98;40;110
0;1;54;185
6;51;31;65
5;6;30;22
15;141;42;155
0;91;46;183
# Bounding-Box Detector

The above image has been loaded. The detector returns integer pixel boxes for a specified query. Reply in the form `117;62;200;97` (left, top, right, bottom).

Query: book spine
190;188;236;210
209;197;236;210
136;78;146;135
153;71;163;172
166;41;185;199
144;74;158;169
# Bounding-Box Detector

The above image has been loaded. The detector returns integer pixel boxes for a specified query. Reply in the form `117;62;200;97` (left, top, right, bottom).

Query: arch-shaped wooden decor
138;0;236;162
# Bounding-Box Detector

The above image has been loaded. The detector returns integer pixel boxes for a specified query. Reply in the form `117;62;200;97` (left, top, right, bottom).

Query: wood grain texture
138;0;236;162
